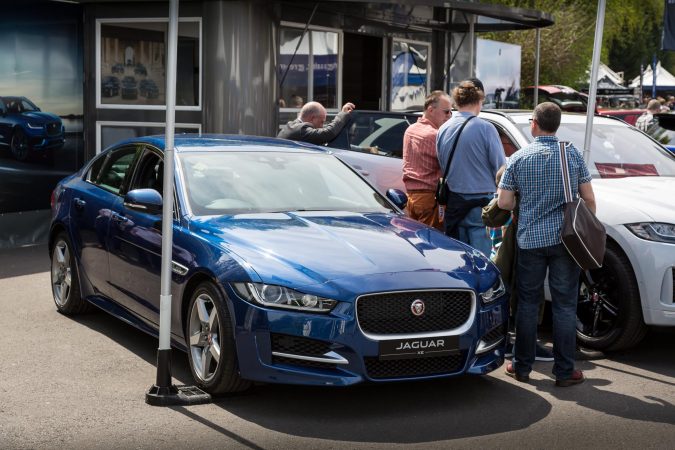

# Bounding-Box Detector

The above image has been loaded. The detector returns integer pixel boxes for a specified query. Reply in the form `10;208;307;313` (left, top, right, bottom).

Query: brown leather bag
558;142;606;270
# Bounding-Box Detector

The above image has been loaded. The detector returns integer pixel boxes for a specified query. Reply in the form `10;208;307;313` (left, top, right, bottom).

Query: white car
330;110;675;351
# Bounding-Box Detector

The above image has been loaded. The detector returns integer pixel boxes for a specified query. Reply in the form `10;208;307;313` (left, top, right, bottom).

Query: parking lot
1;244;673;449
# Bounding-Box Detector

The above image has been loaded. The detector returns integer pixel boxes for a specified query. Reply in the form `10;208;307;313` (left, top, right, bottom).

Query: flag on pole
663;0;675;50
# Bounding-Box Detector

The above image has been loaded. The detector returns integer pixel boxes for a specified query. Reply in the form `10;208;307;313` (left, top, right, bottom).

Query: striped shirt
402;117;441;191
499;136;592;249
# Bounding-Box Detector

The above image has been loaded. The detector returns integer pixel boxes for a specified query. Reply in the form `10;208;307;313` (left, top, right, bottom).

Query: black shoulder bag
559;141;606;270
435;116;476;205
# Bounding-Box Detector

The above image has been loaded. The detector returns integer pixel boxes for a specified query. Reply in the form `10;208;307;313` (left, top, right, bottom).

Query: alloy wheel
577;269;620;338
11;131;29;161
188;292;221;383
51;240;72;307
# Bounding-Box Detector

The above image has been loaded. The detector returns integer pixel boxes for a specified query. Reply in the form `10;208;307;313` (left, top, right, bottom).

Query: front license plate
379;336;460;360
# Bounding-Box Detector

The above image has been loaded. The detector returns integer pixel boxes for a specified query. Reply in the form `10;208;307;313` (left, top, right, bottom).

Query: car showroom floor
0;244;673;449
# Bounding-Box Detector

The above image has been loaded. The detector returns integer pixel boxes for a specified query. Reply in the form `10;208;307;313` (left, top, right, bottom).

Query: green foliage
480;0;675;88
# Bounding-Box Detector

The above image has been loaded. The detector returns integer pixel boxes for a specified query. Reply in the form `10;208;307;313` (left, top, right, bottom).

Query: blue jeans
454;194;493;258
514;243;580;379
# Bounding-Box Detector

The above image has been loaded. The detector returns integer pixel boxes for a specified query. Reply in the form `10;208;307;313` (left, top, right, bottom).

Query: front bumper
229;286;508;386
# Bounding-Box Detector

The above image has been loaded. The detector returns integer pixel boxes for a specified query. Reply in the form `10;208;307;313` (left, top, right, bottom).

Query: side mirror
124;188;163;215
386;188;407;210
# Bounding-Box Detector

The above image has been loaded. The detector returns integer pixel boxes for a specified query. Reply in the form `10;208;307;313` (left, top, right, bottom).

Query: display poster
99;21;199;108
476;38;521;109
391;40;428;111
0;3;84;216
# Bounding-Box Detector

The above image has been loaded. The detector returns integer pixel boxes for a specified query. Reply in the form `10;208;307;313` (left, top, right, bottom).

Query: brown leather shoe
555;369;585;387
505;362;529;382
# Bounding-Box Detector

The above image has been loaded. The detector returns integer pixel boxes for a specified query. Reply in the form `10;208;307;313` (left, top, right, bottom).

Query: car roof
109;134;331;154
480;110;622;126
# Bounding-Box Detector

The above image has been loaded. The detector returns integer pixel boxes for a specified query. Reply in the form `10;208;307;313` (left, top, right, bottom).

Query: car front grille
46;122;61;136
356;290;473;336
364;353;465;379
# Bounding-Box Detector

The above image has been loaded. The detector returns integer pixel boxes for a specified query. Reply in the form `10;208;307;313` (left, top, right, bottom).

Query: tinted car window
95;146;138;194
329;113;415;158
130;150;163;194
517;122;675;177
86;153;107;183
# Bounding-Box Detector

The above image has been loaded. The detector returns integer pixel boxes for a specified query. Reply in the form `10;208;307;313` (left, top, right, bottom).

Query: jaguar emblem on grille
410;299;425;316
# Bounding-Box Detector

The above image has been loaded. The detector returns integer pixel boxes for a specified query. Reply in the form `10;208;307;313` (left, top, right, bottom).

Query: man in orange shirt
402;90;452;230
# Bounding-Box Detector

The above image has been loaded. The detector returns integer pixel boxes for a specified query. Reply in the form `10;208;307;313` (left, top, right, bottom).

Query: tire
185;282;251;395
576;243;647;351
10;128;29;162
50;232;91;314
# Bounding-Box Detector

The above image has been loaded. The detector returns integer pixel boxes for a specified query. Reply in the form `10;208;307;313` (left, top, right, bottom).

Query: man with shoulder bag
436;79;505;257
497;102;597;387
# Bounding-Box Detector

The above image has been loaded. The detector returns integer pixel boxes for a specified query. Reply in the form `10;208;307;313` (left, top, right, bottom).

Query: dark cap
466;77;484;92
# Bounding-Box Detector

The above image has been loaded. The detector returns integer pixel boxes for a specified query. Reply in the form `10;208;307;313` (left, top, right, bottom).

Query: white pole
157;0;178;378
583;0;606;164
534;28;540;106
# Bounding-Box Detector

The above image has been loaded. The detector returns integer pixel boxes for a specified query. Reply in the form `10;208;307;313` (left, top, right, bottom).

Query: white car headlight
26;123;43;129
480;276;506;304
626;223;675;244
232;282;337;313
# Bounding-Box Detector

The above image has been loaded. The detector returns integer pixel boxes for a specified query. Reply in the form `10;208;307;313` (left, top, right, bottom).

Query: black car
139;79;159;98
134;63;147;76
121;76;138;100
0;96;65;162
101;76;120;97
111;63;125;74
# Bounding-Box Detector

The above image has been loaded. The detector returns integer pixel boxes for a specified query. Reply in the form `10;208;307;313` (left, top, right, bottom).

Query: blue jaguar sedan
0;96;65;162
49;135;508;394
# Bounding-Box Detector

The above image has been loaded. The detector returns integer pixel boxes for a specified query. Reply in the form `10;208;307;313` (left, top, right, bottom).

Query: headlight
26;123;43;130
480;276;506;304
232;282;337;313
626;223;675;244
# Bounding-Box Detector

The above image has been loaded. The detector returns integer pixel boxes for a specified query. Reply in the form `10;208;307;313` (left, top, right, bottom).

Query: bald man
277;101;355;145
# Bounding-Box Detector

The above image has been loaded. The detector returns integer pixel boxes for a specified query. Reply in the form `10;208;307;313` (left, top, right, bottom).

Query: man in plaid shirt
402;90;452;230
497;102;596;387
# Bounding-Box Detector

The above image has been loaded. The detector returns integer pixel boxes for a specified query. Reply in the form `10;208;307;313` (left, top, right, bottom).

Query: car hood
21;111;60;123
191;211;484;288
593;177;675;224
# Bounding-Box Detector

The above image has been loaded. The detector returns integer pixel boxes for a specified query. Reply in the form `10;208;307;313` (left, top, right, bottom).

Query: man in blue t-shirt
497;102;596;387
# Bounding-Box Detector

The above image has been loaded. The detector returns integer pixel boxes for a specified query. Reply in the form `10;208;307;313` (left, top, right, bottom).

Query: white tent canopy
596;62;624;84
629;61;675;89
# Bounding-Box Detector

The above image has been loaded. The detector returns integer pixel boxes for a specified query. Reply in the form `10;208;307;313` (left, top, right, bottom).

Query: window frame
95;17;202;111
390;37;431;112
96;120;201;154
278;21;343;113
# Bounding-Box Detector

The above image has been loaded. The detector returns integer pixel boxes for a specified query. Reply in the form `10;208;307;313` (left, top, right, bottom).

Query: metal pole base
145;384;212;406
146;348;211;406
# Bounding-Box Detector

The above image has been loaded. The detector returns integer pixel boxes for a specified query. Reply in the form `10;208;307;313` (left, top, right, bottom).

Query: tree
480;0;674;88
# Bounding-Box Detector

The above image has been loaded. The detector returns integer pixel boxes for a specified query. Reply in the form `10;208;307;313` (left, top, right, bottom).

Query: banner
662;0;675;50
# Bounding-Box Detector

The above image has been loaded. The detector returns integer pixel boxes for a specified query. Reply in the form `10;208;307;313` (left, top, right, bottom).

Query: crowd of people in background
276;78;597;387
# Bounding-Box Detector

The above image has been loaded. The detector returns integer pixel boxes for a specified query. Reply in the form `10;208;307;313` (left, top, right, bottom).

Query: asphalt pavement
0;244;673;449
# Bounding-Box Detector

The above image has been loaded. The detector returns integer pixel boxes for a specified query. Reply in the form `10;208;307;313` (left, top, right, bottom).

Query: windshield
178;151;392;216
517;122;675;178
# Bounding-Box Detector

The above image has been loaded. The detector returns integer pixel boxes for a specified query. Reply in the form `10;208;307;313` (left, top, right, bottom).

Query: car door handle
359;170;370;176
111;213;129;223
73;198;86;210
